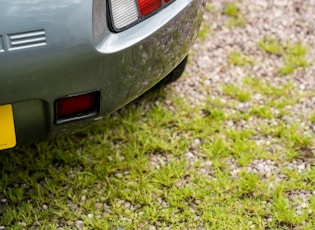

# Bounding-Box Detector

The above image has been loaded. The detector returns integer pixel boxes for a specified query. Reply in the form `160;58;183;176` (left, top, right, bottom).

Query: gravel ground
1;0;315;229
170;0;315;221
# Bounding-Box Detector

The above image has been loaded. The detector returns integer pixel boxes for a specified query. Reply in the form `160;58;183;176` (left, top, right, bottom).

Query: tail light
108;0;175;32
138;0;162;16
55;91;100;124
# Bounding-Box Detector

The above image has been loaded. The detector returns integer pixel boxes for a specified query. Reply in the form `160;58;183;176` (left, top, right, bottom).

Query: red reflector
137;0;162;16
55;91;100;124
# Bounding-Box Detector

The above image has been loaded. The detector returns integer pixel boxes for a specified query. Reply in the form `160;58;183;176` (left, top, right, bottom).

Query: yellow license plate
0;104;16;150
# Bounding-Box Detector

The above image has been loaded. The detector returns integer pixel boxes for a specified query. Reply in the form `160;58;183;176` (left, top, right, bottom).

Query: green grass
223;3;241;18
227;51;254;67
309;112;315;124
227;17;246;29
222;84;251;102
223;3;246;28
198;3;216;40
258;38;285;55
258;39;310;76
0;80;314;229
198;23;211;40
205;3;216;13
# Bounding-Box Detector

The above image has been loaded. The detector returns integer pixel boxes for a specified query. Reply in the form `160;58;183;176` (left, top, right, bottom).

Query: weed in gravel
223;3;241;18
309;112;315;124
258;38;285;55
1;85;314;229
198;23;211;40
205;3;216;13
227;51;254;67
227;17;246;29
279;44;310;76
223;3;246;29
249;106;273;119
274;124;313;149
243;76;295;98
198;3;216;40
258;39;310;76
239;172;260;197
222;84;251;102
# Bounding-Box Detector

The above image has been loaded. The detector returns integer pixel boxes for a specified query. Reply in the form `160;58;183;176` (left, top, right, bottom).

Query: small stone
200;168;207;174
81;195;86;202
149;225;156;230
68;202;78;211
256;163;264;172
42;204;48;210
88;213;94;219
227;120;234;126
95;203;103;209
75;220;85;229
66;220;74;226
185;151;194;159
296;209;303;215
204;161;213;167
0;226;5;230
192;139;201;148
115;173;123;178
286;164;294;170
18;222;27;227
265;165;272;172
298;164;305;170
175;180;183;187
124;202;131;208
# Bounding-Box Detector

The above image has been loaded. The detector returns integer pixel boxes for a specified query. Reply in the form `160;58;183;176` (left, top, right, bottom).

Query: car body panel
0;0;204;145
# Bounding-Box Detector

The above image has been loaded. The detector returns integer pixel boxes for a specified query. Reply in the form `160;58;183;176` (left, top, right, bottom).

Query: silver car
0;0;204;150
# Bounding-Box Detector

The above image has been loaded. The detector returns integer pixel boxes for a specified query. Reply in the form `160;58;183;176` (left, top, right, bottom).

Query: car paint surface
0;0;205;145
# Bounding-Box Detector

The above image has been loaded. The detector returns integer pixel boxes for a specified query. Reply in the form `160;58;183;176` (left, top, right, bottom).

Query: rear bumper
0;0;204;144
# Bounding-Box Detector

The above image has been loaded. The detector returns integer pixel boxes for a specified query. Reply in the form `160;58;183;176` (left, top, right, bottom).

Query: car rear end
0;0;205;149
